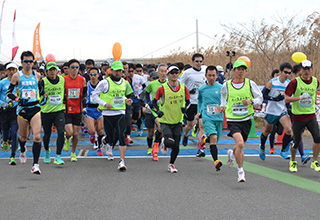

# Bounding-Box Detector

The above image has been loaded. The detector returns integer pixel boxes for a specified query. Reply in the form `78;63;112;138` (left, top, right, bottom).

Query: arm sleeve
220;82;228;107
145;92;151;103
92;80;108;107
39;79;45;96
263;88;272;100
152;86;164;111
7;83;17;101
250;80;263;106
197;89;202;114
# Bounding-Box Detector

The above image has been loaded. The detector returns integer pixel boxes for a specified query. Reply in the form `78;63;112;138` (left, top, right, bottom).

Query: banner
33;23;42;61
0;0;5;53
12;9;18;60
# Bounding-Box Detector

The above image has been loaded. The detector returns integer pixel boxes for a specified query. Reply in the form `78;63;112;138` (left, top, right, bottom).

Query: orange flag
33;23;42;61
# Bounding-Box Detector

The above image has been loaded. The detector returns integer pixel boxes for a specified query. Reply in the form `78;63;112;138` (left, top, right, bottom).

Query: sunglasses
90;73;98;76
22;59;34;63
169;71;179;75
194;60;203;63
128;70;134;73
63;67;68;70
70;65;79;69
283;71;291;75
136;70;142;72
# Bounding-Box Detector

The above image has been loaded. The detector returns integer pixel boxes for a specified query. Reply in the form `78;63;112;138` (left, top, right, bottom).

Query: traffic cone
222;112;228;130
275;130;285;145
248;118;259;138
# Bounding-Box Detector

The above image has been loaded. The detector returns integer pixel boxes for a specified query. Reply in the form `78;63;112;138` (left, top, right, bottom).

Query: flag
0;0;5;53
12;9;18;60
33;23;42;61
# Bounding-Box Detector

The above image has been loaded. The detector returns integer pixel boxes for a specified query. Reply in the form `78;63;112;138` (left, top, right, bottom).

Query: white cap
6;62;18;70
167;65;179;73
301;60;312;68
216;65;224;72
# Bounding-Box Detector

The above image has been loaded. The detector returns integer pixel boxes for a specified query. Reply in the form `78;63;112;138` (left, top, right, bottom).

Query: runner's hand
157;110;164;118
220;106;226;113
181;107;187;114
300;93;309;100
273;94;285;101
104;103;112;109
126;98;133;106
18;98;29;106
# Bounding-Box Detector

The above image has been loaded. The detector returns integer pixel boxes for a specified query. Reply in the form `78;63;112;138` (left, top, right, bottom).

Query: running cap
216;65;224;72
149;71;159;79
301;60;312;68
6;62;18;70
111;61;124;71
100;61;109;67
46;62;58;70
167;65;179;73
233;60;248;69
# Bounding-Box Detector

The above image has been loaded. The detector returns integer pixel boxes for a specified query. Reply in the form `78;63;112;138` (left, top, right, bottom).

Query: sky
0;0;318;64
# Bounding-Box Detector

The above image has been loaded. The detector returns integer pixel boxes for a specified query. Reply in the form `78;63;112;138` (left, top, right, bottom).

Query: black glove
273;94;285;102
181;107;187;114
157;110;164;118
82;97;87;107
19;98;29;106
147;101;153;109
189;88;196;95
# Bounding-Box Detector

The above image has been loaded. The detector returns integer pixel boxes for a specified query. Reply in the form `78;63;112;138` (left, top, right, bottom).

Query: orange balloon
112;42;122;61
237;56;251;67
46;54;55;63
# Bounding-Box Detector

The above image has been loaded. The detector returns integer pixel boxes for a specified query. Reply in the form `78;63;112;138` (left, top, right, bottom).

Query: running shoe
301;155;311;165
125;135;130;145
81;126;88;133
107;155;114;161
168;164;178;173
118;160;127;171
196;149;205;157
182;135;188;146
137;128;143;136
147;148;152;155
52;125;56;132
44;149;51;164
54;155;65;165
160;138;167;155
310;161;320;172
64;136;72;152
131;124;136;131
289;160;297;172
93;140;98;149
259;146;266;161
227;149;235;168
71;153;77;162
89;135;95;144
129;136;134;144
269;148;275;154
19;152;27;164
198;135;206;150
97;149;103;156
152;153;159;161
280;151;290;160
9;157;16;165
191;124;199;137
2;141;8;150
105;144;113;158
31;163;41;175
237;170;246;182
214;160;223;171
152;142;159;161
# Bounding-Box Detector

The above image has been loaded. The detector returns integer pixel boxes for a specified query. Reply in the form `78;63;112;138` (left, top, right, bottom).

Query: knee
285;128;292;136
19;136;27;142
34;135;41;143
236;142;245;149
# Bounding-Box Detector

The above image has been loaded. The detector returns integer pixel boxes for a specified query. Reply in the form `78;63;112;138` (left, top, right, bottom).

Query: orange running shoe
269;148;275;154
152;142;159;161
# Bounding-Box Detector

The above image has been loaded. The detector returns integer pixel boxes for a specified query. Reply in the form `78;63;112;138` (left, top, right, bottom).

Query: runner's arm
92;80;108;106
220;82;228;108
152;86;164;111
250;80;263;106
6;73;19;101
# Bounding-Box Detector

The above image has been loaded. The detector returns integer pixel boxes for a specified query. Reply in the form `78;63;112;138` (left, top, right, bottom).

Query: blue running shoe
286;141;293;152
259;146;266;161
54;155;65;165
301;155;311;165
280;151;290;160
44;149;51;164
182;135;188;146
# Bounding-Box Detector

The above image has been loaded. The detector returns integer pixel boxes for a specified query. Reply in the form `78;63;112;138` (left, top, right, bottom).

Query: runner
284;60;320;172
180;53;207;154
84;67;104;156
153;65;190;173
197;66;223;171
220;60;263;182
40;62;66;165
145;64;167;161
92;61;133;171
259;63;293;160
7;51;43;174
0;63;18;165
64;59;87;162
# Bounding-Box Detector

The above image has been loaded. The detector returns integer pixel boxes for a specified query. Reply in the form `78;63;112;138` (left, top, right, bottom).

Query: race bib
232;104;248;116
299;97;312;108
274;89;285;97
68;88;80;99
207;104;220;115
191;81;204;93
49;95;61;105
22;89;36;100
90;95;96;104
113;96;125;107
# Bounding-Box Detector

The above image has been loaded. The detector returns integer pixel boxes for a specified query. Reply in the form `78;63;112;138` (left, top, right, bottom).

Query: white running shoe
238;170;246;182
106;144;113;157
118;160;127;171
160;137;167;155
107;155;114;161
19;152;27;164
93;140;98;149
31;163;41;175
227;149;235;168
168;164;178;173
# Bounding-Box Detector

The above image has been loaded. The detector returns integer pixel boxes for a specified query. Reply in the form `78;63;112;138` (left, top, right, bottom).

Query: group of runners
0;50;319;183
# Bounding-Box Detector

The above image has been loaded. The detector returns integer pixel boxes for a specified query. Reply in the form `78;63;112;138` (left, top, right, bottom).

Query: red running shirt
64;74;85;114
